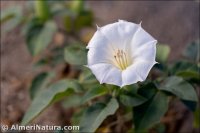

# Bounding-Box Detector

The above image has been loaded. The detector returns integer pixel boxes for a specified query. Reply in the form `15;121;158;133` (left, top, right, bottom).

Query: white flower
86;20;157;87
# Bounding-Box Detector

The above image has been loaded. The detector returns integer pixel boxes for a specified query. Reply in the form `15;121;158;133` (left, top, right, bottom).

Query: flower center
114;49;129;70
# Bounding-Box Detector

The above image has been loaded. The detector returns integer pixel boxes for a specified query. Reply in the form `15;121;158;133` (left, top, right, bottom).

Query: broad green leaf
21;79;83;125
160;76;198;102
29;72;54;100
171;61;199;74
120;94;147;107
0;6;21;23
81;85;108;104
176;71;199;80
120;83;146;107
183;40;199;62
26;20;57;56
23;17;42;37
34;47;65;67
80;98;119;132
133;91;168;131
156;44;170;63
64;43;87;65
170;61;200;83
1;6;23;34
62;94;82;109
137;82;157;100
122;84;139;94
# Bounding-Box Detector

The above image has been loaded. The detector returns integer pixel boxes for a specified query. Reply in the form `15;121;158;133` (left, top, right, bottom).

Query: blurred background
1;0;199;133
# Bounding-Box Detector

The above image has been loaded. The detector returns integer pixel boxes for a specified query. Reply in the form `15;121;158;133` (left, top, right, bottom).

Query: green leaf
120;93;147;107
1;6;23;34
64;43;87;65
156;44;170;63
176;71;199;80
21;79;83;125
26;20;57;56
80;98;119;132
183;40;199;62
137;82;157;100
170;61;200;82
29;72;54;100
120;83;146;107
81;85;108;104
0;6;21;23
122;84;139;94
34;47;65;67
133;91;168;131
160;76;198;102
62;94;82;109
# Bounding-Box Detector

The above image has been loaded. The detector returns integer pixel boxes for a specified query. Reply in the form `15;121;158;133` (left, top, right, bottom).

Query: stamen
120;50;126;69
124;52;128;67
113;49;129;70
114;56;119;65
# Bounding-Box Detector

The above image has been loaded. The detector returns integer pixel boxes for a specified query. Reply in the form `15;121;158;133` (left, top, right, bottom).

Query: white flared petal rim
121;60;157;87
87;63;122;87
131;40;157;62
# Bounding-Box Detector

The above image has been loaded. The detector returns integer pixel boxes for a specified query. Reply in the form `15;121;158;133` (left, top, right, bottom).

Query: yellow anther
113;49;129;70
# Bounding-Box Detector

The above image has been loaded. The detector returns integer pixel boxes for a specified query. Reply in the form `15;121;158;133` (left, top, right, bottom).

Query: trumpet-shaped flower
87;20;157;87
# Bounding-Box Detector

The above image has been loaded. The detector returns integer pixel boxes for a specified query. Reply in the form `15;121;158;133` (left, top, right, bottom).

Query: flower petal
122;60;156;86
88;63;122;87
87;47;114;66
86;29;110;49
99;20;139;50
130;25;156;54
122;66;142;87
131;40;157;62
117;20;139;42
